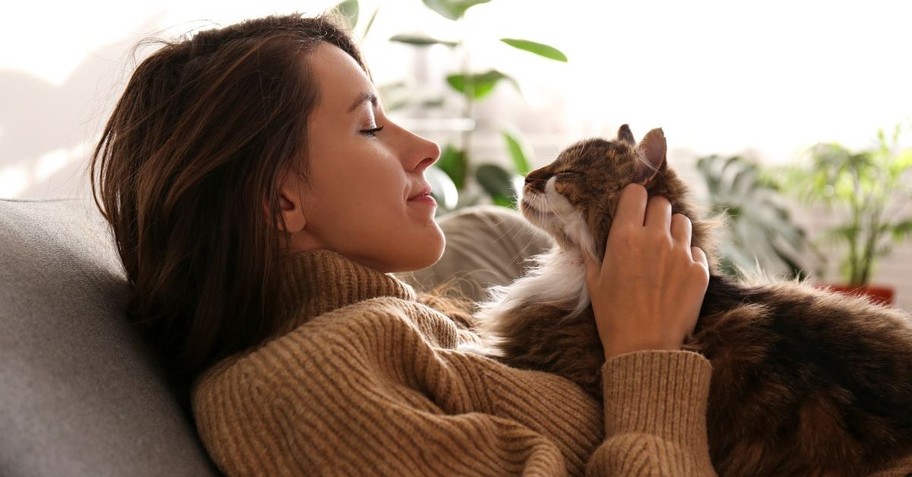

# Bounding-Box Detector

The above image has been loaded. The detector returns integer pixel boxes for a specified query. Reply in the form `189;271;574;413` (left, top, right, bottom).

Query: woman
92;13;713;476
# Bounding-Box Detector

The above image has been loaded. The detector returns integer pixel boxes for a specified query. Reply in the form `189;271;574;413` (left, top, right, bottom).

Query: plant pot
822;284;895;306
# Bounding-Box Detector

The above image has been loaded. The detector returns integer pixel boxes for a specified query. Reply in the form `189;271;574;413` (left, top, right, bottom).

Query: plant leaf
889;148;912;177
475;164;517;207
730;162;759;197
362;6;380;39
696;155;721;195
389;34;458;47
426;165;459;211
334;0;359;29
694;153;819;279
500;38;568;62
446;70;516;99
502;130;532;175
890;219;912;242
422;0;491;20
437;145;468;189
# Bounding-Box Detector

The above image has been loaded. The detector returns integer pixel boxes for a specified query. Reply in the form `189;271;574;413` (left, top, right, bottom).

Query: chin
381;226;445;274
409;230;446;271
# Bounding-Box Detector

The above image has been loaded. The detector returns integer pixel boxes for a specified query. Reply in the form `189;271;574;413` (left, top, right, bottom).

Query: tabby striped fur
478;125;912;476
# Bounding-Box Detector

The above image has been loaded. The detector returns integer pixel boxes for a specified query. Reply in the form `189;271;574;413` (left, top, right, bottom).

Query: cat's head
520;124;715;266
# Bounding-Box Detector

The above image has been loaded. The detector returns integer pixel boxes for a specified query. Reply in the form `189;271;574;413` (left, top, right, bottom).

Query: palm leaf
696;154;819;278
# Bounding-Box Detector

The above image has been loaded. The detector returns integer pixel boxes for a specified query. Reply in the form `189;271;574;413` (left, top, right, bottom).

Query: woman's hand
585;184;709;360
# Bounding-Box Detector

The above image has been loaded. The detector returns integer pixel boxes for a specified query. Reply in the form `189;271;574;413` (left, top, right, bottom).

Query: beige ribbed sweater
192;250;717;476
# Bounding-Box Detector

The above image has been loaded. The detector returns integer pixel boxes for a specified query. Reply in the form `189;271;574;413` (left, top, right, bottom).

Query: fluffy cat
477;125;912;476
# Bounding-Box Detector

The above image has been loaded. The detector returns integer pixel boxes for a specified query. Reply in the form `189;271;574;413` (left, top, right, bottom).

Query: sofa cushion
399;205;553;302
0;198;218;476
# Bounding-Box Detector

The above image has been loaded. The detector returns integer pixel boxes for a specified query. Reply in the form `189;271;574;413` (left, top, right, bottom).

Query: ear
635;128;667;185
617;124;635;145
271;170;307;233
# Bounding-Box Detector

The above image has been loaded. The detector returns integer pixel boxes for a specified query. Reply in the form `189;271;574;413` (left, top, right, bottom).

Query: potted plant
695;154;822;280
777;124;912;305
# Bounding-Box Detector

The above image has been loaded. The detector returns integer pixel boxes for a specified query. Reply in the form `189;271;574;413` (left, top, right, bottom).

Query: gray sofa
0;198;219;476
0;197;551;476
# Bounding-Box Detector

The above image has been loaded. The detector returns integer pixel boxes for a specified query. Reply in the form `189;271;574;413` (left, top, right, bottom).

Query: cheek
553;181;581;204
545;179;575;214
553;180;599;218
316;152;401;203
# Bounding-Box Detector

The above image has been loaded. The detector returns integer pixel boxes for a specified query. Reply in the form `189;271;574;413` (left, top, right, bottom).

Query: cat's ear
635;128;667;185
617;124;636;145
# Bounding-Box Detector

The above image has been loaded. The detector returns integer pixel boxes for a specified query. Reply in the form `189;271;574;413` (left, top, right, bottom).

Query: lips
407;185;433;201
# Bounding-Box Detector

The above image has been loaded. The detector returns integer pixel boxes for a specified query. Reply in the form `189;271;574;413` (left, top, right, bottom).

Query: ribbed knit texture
192;250;717;476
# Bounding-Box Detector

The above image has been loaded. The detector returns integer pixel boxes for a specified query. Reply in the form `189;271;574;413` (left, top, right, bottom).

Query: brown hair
90;14;364;390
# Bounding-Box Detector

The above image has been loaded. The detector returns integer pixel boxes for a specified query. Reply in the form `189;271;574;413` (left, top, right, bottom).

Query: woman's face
288;42;444;273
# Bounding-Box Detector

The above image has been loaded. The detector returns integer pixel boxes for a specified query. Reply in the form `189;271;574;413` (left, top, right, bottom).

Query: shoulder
189;298;440;475
192;297;466;403
191;297;488;471
190;298;427;452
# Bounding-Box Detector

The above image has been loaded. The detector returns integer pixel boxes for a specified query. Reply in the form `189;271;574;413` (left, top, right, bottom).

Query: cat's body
477;125;912;476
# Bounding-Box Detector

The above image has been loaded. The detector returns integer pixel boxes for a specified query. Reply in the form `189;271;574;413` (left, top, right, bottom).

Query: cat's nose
524;176;546;193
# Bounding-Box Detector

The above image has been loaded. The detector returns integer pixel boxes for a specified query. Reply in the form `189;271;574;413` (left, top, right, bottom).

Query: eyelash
361;126;384;137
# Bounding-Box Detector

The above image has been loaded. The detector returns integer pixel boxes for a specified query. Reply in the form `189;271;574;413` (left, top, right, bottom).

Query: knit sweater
192;250;718;476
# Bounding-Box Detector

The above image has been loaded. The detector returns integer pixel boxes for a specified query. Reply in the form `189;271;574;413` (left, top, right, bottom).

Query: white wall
1;0;910;309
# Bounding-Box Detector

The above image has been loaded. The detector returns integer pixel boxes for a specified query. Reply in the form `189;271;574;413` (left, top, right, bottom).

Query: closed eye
360;126;385;137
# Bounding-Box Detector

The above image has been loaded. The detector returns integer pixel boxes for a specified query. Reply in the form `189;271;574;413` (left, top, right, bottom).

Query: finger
670;213;692;246
692;246;709;269
644;195;672;231
613;183;649;227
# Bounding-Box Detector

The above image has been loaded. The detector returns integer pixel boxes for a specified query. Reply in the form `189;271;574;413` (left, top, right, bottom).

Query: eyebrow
348;92;378;113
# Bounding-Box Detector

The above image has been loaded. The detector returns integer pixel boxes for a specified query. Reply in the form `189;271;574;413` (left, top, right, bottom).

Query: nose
399;125;440;172
524;174;547;193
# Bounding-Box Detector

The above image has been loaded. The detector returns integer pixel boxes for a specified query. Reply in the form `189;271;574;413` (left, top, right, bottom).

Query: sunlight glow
0;0;909;199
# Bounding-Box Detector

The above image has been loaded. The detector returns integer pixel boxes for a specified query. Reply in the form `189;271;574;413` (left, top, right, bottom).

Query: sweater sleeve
587;350;717;476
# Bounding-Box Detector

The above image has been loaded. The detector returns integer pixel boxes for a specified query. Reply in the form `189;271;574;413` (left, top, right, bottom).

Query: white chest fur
476;247;590;326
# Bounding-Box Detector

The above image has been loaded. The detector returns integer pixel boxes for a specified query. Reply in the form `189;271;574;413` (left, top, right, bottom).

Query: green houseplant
696;154;821;279
778;124;912;303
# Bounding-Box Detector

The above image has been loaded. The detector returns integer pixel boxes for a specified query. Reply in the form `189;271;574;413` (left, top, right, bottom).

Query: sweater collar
277;250;417;330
